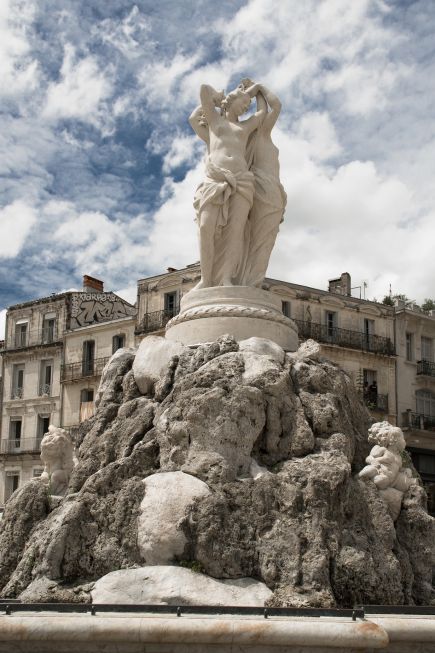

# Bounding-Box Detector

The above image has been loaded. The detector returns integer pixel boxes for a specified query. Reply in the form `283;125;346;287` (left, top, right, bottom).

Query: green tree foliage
422;298;435;313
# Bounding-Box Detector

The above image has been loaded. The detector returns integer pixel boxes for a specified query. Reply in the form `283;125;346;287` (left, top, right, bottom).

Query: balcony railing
363;393;389;412
38;383;52;397
11;387;23;400
417;360;435;378
0;438;42;454
61;356;110;382
294;320;395;355
12;333;28;348
41;325;57;344
135;308;180;335
403;412;435;432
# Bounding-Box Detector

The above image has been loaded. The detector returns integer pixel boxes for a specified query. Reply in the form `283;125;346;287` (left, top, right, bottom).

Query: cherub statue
359;421;415;520
40;425;75;496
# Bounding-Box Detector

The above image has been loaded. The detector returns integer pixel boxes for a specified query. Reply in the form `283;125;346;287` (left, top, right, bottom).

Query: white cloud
0;200;37;258
43;45;113;128
162;134;198;174
0;0;40;98
114;285;137;305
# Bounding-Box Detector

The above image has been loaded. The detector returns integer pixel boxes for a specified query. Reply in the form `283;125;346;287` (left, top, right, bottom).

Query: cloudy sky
1;0;434;336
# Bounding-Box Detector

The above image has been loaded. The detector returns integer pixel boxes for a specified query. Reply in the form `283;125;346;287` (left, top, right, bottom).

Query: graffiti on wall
70;293;136;329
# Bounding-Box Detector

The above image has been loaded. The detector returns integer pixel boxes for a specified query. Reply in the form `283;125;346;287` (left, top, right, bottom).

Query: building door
9;419;22;451
364;319;375;349
40;360;53;396
164;291;178;317
37;415;50;441
12;364;24;399
82;340;95;376
5;473;19;501
325;311;337;340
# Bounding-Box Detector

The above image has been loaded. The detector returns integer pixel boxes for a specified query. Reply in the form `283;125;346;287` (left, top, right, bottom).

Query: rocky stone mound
0;336;433;606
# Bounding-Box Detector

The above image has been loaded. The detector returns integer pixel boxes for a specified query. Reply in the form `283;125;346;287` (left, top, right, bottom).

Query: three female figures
189;79;286;290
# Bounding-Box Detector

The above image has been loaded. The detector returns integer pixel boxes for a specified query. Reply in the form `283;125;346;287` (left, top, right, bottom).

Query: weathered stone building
0;276;136;508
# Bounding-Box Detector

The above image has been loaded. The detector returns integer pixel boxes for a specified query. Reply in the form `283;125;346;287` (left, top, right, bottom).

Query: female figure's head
221;88;251;119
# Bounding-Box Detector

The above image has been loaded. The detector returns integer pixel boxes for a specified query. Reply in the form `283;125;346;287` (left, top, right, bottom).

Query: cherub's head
40;425;74;473
221;88;251;117
368;421;406;452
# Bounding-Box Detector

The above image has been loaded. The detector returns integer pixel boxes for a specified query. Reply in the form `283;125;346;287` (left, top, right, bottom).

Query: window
14;321;28;348
37;415;50;440
33;468;43;478
406;332;414;361
364;318;375;336
82;340;95;376
11;364;24;399
281;301;291;318
39;359;53;396
9;419;22;450
416;390;435;417
421;337;433;362
363;370;378;407
112;334;125;354
5;473;19;501
325;311;337;337
80;388;94;402
80;389;95;422
164;291;179;317
42;315;56;344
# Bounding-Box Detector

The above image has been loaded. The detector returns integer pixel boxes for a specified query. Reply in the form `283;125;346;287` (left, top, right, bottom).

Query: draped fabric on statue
194;157;255;285
236;132;287;286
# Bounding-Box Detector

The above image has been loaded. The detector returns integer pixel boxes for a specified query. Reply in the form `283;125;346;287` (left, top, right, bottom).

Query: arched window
416;389;435;416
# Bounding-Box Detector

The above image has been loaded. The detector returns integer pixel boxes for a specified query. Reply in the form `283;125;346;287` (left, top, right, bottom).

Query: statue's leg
220;194;251;286
245;202;282;287
195;203;220;289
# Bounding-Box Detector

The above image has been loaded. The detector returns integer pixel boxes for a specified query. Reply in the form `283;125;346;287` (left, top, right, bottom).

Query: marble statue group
189;79;286;290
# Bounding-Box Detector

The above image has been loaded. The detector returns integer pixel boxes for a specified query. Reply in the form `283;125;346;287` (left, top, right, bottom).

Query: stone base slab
165;286;298;351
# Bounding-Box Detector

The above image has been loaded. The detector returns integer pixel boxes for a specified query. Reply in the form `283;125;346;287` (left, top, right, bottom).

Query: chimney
167;267;177;273
83;275;104;293
328;272;351;297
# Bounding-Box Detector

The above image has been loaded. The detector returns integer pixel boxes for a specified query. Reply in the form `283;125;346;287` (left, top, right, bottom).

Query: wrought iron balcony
0;438;42;454
404;412;435;432
363;393;389;412
11;387;23;400
417;360;435;378
38;383;52;397
61;356;111;382
294;320;395;355
135;308;180;335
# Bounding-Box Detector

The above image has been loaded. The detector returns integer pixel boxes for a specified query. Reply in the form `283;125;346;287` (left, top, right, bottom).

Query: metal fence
136;308;180;335
404;412;435;431
417;360;435;377
61;357;111;382
363;393;389;412
294;320;395;355
0;438;42;454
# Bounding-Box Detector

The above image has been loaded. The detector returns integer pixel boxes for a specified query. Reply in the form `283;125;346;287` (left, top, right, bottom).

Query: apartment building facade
136;265;396;422
0;276;136;507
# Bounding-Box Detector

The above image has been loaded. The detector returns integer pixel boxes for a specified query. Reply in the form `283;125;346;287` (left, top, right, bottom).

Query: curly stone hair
367;421;406;451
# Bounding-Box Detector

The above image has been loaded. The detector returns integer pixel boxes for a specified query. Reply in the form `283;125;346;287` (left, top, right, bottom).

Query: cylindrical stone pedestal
165;286;298;351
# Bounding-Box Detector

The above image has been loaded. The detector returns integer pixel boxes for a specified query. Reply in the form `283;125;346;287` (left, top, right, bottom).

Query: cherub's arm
188;104;209;144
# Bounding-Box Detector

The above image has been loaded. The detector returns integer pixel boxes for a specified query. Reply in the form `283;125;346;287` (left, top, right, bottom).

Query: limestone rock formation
0;336;433;607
